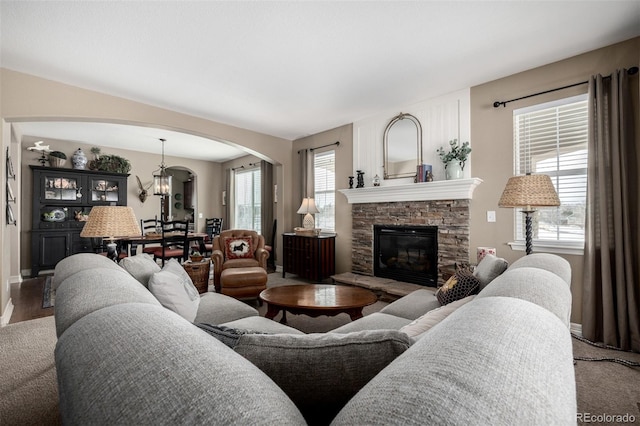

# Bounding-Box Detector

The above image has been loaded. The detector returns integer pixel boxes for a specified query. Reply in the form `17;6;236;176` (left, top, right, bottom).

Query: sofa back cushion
231;330;412;425
332;297;576;426
55;304;306;425
473;253;509;290
52;253;122;290
54;267;161;338
477;267;572;327
508;252;571;285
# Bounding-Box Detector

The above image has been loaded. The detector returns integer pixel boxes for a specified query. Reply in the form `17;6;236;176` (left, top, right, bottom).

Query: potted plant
90;146;101;160
437;139;471;180
89;153;131;174
189;250;204;263
48;151;67;168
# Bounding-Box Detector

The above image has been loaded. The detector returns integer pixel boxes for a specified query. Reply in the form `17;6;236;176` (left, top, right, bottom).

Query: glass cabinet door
90;179;120;203
43;176;81;201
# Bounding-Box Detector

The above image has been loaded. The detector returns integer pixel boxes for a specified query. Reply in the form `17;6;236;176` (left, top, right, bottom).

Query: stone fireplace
340;179;481;287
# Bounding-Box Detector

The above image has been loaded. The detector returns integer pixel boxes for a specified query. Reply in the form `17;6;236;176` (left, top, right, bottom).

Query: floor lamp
498;173;560;255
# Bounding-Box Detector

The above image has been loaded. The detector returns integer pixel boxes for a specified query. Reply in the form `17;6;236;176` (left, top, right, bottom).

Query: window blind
513;94;588;243
314;150;335;232
234;167;261;233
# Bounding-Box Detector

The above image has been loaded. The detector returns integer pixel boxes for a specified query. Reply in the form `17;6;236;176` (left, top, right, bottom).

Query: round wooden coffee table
260;284;378;324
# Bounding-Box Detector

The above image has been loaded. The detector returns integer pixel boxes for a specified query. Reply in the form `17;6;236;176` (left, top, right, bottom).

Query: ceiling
2;1;639;161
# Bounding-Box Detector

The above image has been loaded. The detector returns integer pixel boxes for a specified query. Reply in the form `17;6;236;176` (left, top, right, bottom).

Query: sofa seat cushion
55;303;306;425
379;289;440;320
400;295;475;339
221;316;305;335
119;253;161;287
232;330;412;425
52;253;123;290
332;297;576;426
330;312;413;333
148;259;200;322
477;267;573;327
193;292;259;324
54;267;161;338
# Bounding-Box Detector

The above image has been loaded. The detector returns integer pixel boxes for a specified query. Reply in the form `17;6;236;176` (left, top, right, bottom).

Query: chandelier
153;138;172;196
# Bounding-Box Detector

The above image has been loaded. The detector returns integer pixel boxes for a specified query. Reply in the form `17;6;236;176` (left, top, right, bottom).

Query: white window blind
513;94;588;244
314;150;335;232
234;166;261;233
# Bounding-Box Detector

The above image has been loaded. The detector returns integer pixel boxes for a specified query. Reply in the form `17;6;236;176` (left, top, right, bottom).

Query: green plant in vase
48;151;67;168
437;139;471;179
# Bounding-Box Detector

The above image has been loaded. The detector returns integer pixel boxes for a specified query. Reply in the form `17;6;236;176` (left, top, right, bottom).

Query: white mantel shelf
338;178;483;204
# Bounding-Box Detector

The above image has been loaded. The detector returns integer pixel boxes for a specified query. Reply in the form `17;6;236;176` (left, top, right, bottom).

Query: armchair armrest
255;247;269;269
212;249;224;292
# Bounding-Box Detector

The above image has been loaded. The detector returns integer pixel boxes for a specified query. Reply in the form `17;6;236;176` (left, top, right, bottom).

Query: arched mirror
383;113;423;180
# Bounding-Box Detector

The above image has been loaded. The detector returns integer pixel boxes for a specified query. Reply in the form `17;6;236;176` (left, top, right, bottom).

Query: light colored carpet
0;316;61;425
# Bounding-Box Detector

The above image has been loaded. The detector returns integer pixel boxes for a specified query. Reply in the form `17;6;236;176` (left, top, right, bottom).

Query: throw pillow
400;295;475;338
148;259;200;322
233;330;411;425
473;253;509;290
436;268;480;306
224;237;253;259
119;253;161;287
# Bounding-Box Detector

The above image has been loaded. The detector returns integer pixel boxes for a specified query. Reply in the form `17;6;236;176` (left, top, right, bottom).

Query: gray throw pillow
120;253;161;287
473;253;508;290
233;330;412;425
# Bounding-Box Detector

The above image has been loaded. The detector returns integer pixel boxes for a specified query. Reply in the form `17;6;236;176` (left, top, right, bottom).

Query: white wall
352;88;471;185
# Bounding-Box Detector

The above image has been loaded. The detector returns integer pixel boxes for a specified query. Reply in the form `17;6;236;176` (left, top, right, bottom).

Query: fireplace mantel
339;177;483;204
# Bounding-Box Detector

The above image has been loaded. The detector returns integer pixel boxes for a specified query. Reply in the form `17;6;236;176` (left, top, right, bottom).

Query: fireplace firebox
374;225;438;287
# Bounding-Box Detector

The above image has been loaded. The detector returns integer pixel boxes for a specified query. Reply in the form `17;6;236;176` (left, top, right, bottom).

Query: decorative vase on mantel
445;162;464;180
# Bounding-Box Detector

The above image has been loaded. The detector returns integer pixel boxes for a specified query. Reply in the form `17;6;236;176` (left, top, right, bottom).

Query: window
512;94;588;252
234;166;261;233
314;150;335;232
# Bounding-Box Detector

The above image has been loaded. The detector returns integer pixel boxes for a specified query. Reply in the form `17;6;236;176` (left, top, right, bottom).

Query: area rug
42;276;55;308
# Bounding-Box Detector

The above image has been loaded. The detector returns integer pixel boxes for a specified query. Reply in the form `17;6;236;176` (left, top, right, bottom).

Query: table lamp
297;197;319;229
498;173;560;255
80;206;141;261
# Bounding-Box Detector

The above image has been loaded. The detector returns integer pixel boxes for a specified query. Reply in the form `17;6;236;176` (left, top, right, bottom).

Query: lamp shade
498;174;560;210
297;197;319;214
80;206;141;238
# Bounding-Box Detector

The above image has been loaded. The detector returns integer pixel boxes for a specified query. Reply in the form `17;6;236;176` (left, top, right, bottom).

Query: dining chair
150;219;190;266
203;218;223;255
139;216;160;255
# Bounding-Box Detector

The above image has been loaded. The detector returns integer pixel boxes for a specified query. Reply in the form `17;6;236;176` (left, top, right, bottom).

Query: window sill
507;241;584;256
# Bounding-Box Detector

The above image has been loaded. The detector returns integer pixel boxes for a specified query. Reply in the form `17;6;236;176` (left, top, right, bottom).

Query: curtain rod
493;66;638;108
297;140;340;154
231;162;259;171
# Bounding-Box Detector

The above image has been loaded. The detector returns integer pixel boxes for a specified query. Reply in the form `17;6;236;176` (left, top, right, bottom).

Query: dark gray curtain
583;69;640;352
223;168;231;230
297;148;312;227
260;160;274;244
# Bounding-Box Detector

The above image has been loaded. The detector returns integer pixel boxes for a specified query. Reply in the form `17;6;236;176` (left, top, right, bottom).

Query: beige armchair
211;229;269;299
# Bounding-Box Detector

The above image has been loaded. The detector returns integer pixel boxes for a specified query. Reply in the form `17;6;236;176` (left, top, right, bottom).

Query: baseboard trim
9;274;22;285
570;322;583;337
0;299;15;327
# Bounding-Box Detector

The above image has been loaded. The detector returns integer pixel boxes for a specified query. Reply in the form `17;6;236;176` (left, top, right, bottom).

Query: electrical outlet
198;213;203;219
487;210;496;222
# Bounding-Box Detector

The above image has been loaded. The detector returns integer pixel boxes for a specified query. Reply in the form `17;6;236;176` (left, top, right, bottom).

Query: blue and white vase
72;148;88;170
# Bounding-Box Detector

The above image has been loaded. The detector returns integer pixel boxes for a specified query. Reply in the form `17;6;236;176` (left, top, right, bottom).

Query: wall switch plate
198;213;203;219
487;210;496;222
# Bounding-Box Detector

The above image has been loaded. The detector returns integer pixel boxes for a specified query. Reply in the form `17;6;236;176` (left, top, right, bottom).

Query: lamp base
522;210;535;255
302;213;315;230
106;242;118;262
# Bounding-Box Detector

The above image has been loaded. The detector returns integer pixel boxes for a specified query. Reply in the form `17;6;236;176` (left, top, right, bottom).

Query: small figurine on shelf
356;170;365;188
372;174;381;187
348;176;354;189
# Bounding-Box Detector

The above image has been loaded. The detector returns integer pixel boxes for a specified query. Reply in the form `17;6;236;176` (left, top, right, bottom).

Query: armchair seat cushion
222;258;260;270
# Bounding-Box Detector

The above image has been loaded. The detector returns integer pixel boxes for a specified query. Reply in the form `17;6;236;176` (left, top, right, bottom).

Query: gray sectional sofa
53;252;576;425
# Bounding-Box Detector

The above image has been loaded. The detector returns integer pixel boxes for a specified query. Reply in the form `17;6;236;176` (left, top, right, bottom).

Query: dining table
118;232;208;257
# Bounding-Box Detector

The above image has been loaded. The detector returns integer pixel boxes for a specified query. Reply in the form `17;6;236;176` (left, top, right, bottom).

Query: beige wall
292;124;353;274
0;68;296;319
470;36;639;324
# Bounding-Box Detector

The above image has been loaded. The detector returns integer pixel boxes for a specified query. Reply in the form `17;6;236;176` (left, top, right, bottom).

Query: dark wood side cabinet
30;165;129;277
282;233;336;282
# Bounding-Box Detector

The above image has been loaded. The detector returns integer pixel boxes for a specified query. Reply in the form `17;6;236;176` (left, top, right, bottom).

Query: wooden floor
9;275;54;324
